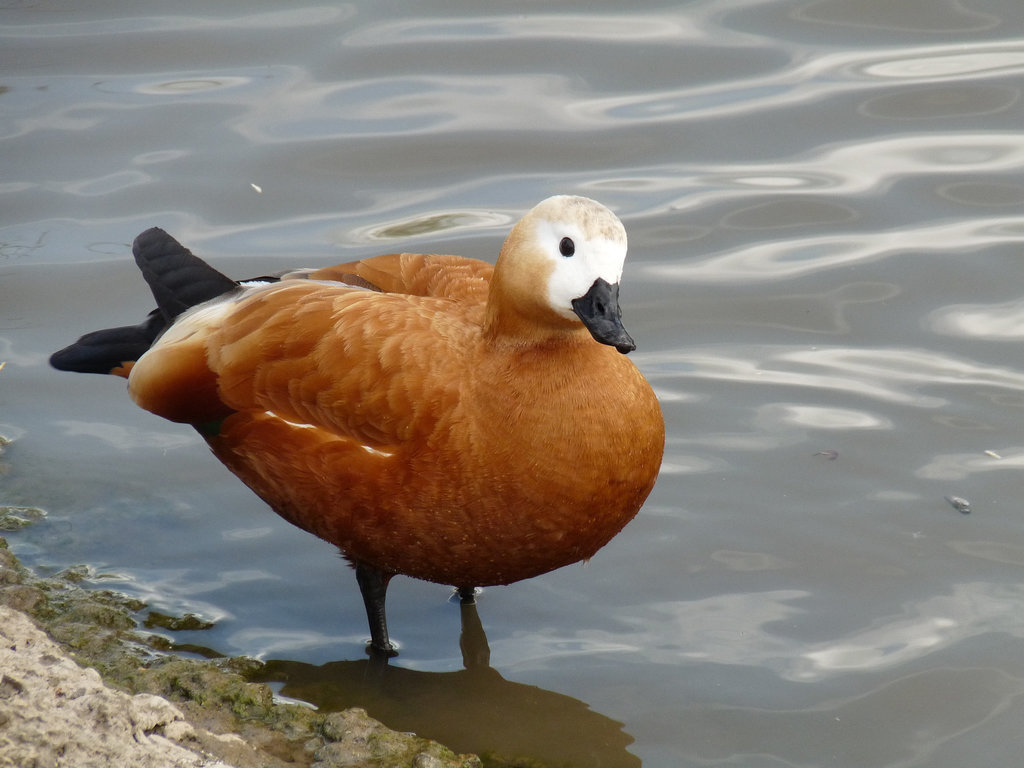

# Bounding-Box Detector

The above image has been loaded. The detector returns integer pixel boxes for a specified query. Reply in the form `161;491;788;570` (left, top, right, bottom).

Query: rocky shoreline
0;537;483;768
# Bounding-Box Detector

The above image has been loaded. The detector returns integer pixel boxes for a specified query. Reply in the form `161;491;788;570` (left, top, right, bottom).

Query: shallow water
4;1;1024;765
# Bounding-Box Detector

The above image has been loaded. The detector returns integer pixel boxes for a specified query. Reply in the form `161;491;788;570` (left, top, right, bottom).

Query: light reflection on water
4;0;1024;765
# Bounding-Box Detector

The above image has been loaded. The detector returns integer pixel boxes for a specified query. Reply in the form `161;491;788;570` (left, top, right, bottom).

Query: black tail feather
50;310;165;374
133;227;237;321
51;228;240;376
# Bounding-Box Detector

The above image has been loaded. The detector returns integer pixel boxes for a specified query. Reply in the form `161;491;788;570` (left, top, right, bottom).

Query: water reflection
251;601;640;767
647;212;1024;287
794;582;1024;677
638;133;1024;250
672;666;1024;767
791;0;1000;33
61;170;151;197
350;208;510;241
860;84;1019;119
719;198;858;230
927;298;1024;339
500;580;1024;689
4;6;351;38
754;402;891;431
859;48;1024;79
916;449;1024;481
937;180;1024;207
651;344;1024;409
705;282;900;335
135;77;253;95
345;12;695;46
948;539;1024;566
54;420;196;451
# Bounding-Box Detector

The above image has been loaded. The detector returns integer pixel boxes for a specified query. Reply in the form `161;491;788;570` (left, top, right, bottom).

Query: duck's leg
355;564;397;657
457;585;490;669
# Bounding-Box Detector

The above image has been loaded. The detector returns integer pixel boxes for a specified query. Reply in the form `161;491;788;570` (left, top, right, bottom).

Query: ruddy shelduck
51;196;665;655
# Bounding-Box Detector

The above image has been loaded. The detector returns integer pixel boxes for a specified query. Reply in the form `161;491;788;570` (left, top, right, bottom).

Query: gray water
4;1;1024;765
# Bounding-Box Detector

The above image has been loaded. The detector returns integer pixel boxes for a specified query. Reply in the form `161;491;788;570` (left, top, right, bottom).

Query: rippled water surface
4;1;1024;765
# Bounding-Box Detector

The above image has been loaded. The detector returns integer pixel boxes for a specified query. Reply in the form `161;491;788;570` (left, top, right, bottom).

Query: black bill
571;278;636;354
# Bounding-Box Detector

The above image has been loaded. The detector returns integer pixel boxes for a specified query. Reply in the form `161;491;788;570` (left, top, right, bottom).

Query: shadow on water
249;600;640;768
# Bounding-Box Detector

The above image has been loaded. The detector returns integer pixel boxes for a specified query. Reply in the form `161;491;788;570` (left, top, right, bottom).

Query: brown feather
127;210;664;588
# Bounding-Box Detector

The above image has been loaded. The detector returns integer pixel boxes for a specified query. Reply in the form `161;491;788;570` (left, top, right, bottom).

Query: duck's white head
489;195;635;353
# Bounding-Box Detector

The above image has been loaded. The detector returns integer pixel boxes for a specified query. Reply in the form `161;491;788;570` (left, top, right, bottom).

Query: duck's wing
225;281;470;445
212;253;492;446
290;252;493;303
129;276;473;454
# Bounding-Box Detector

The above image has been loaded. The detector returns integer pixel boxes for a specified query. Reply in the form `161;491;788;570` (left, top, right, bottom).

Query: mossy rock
0;505;47;531
0;536;487;768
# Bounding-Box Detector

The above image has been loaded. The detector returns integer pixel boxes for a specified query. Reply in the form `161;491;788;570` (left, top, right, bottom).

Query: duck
50;195;665;656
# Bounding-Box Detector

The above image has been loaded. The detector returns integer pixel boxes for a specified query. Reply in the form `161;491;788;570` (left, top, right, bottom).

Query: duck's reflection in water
250;599;640;767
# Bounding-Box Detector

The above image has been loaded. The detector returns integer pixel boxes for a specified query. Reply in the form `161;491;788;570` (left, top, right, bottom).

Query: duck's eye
559;237;575;257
